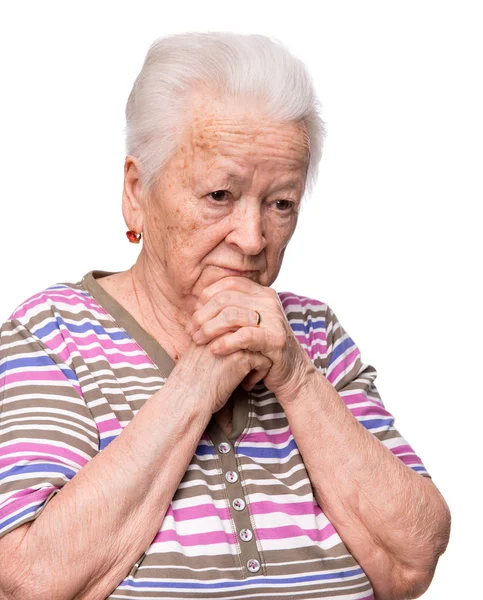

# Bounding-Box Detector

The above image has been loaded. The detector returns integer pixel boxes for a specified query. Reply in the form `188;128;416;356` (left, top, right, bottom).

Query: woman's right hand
169;335;272;413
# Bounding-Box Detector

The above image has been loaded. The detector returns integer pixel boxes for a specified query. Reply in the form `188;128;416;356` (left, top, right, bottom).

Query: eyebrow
214;173;302;193
215;173;246;187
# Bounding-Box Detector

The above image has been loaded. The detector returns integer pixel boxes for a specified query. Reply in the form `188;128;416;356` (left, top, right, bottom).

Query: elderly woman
0;32;449;600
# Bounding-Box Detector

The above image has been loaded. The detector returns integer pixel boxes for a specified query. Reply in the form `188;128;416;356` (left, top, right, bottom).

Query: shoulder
2;275;105;341
278;290;331;330
277;291;332;365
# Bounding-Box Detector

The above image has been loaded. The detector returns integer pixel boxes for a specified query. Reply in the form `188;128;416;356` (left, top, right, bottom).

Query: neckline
81;269;175;378
79;269;250;443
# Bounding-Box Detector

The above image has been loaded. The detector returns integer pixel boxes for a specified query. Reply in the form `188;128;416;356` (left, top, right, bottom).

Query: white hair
125;32;326;199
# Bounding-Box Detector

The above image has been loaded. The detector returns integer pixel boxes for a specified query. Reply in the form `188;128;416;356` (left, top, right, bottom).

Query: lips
218;266;259;276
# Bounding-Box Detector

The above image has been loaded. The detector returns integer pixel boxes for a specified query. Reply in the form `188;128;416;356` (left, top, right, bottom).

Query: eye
209;190;228;201
275;200;295;212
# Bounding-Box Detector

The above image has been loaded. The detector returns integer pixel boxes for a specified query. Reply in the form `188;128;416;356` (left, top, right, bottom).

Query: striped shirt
0;270;429;599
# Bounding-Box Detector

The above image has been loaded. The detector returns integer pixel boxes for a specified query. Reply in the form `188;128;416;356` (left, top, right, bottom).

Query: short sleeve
0;318;99;538
301;300;431;478
279;292;430;477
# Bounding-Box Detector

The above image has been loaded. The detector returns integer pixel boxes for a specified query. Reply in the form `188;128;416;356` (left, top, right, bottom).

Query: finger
187;290;250;335
210;327;265;355
191;306;261;344
241;366;270;391
195;275;263;310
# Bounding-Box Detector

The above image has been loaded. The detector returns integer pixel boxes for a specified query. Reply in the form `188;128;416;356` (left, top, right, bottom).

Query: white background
1;1;481;597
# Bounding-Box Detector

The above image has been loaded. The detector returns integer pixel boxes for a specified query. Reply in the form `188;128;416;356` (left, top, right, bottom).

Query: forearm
5;377;212;600
280;367;450;600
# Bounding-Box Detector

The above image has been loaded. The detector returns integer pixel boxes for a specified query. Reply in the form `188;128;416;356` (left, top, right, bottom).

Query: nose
225;201;267;256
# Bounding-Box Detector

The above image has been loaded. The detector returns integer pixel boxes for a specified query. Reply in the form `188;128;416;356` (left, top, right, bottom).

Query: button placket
225;470;239;484
232;498;246;511
239;528;253;542
208;427;263;578
247;559;261;573
218;442;231;454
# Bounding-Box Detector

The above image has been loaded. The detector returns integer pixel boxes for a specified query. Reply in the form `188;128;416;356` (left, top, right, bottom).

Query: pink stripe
250;500;319;516
96;418;122;434
165;503;231;522
390;445;424;466
54;346;72;364
153;528;236;546
280;294;323;309
0;487;34;501
310;330;327;342
69;332;138;353
78;347;152;365
45;332;144;360
0;452;86;469
4;443;88;467
0;486;56;521
12;288;100;318
6;370;72;384
243;430;293;445
390;444;414;454
256;523;337;542
395;454;425;468
295;333;308;346
349;404;393;418
12;291;104;319
327;347;360;384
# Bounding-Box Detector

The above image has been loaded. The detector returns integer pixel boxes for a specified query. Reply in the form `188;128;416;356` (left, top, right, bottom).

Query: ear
122;156;146;233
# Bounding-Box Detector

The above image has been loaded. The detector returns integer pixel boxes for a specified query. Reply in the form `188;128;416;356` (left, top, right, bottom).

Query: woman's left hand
185;276;315;399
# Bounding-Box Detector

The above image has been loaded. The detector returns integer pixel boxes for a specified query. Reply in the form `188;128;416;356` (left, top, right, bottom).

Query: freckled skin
146;95;308;293
117;92;309;357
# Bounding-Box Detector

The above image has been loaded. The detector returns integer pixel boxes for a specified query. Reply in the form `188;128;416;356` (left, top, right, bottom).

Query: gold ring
254;310;261;327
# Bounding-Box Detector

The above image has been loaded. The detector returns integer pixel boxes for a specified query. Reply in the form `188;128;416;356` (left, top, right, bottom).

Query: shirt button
239;528;253;542
247;559;260;573
232;498;246;511
218;442;231;454
225;470;239;483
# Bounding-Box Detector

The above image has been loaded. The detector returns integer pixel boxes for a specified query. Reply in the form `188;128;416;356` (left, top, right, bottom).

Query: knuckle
275;332;287;347
237;328;251;345
225;306;240;325
197;291;208;305
215;292;226;306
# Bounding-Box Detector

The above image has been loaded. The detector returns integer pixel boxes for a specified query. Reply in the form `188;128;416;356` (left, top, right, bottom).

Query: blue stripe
289;319;326;335
359;418;394;430
0;356;78;384
34;319;129;341
119;568;364;589
0;503;40;531
195;445;216;456
237;439;298;459
0;355;54;376
99;435;117;450
0;463;76;482
328;336;356;366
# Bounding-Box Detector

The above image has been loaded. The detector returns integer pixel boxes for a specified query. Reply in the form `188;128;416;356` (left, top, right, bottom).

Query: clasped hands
184;276;315;401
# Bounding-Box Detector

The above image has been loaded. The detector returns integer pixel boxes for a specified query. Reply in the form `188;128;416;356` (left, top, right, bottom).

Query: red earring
126;230;142;244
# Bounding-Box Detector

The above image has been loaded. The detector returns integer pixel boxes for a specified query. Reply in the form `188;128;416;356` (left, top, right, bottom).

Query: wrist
161;375;212;426
272;359;319;407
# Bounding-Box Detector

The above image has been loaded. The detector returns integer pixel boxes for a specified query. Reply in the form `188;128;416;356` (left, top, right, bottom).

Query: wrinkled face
141;93;310;304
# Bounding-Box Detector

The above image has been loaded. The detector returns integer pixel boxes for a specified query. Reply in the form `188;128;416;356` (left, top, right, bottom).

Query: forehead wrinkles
188;117;310;165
